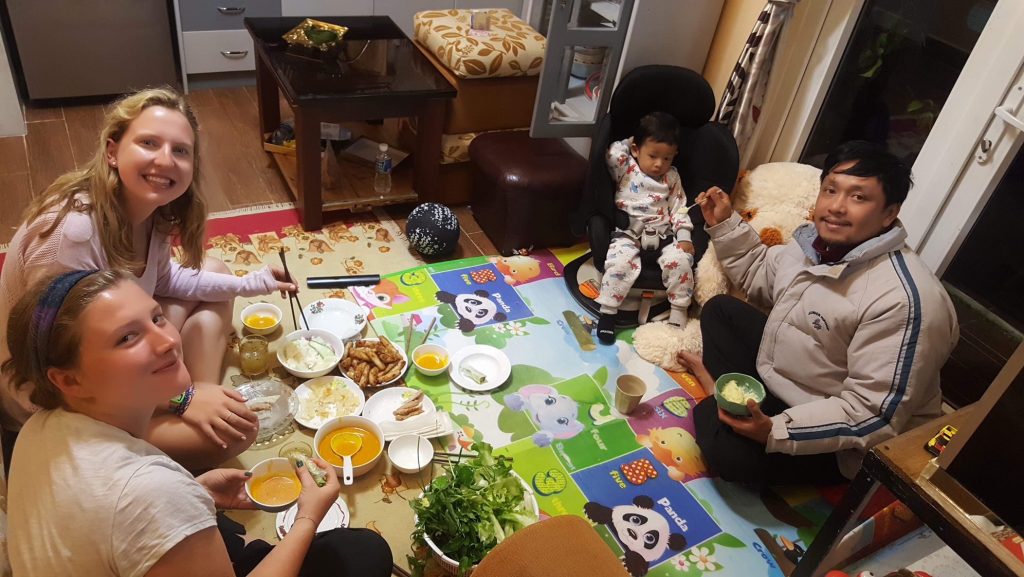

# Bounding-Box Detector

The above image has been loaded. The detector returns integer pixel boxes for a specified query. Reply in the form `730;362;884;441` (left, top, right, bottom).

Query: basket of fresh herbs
410;442;538;576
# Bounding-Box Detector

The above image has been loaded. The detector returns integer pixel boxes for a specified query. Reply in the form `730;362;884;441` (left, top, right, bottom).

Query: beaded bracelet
169;384;196;417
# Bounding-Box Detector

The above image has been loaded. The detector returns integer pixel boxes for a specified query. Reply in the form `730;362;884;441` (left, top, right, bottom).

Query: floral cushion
414;9;546;79
441;129;527;165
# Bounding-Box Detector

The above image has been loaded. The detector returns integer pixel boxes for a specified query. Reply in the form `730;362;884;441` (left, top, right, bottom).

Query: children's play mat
208;206;838;576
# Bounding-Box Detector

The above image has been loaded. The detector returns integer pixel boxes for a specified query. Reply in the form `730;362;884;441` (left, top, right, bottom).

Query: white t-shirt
8;409;217;576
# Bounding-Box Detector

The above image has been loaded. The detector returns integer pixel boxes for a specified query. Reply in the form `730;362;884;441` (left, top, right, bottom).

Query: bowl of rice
714;373;766;416
277;329;344;378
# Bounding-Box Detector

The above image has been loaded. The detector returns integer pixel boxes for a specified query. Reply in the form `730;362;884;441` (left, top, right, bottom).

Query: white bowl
240;302;283;336
388;434;434;474
277;329;345;378
245;457;301;513
412;343;450;377
340;337;409;388
313;415;385;478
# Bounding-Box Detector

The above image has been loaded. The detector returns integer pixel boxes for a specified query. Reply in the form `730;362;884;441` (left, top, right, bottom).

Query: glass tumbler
239;335;270;376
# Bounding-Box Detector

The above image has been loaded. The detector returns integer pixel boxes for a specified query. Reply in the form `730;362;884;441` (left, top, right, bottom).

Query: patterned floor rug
3;204;845;576
214;208;841;577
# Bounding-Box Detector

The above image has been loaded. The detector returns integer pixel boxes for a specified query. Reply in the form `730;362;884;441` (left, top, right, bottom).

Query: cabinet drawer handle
220;50;249;58
217;6;245;15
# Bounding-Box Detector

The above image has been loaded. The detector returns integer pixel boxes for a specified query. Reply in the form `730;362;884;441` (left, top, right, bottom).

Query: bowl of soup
412;344;449;377
240;302;283;336
245;457;302;512
313;415;385;479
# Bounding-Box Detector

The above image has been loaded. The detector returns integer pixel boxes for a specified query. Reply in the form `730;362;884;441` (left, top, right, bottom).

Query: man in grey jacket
678;141;958;486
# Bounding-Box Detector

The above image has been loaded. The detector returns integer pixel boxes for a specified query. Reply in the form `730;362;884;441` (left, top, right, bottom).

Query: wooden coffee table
246;16;456;230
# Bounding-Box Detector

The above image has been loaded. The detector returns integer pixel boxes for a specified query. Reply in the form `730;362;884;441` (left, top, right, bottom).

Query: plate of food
236;379;299;445
363;387;436;426
294;375;366;429
448;345;511;392
340;337;408;388
303;298;367;341
276;497;349;539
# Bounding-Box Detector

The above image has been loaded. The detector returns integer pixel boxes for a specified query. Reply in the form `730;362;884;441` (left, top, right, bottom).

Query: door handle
221;50;249;58
976;84;1024;163
994;105;1024;133
217;6;245;15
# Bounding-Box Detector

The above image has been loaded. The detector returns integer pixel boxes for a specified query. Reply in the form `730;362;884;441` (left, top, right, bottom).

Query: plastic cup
615;374;646;414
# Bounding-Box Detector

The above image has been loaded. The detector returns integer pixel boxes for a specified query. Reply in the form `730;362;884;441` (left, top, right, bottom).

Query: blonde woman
5;270;392;576
0;88;295;468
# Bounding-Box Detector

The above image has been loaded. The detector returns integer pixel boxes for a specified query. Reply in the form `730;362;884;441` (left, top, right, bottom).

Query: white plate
448;345;511;392
340;337;409;389
293;376;366;429
276;497;349;539
236;379;299;445
304;298;367;340
363;387;436;425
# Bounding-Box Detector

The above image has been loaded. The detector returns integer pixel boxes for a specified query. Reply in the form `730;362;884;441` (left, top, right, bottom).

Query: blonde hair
2;270;132;410
23;87;207;270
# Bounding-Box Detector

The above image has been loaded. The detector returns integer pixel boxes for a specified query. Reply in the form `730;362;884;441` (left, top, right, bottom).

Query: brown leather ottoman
469;131;586;256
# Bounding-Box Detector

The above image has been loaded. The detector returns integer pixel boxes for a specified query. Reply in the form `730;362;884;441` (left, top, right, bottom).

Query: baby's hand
676;241;695;255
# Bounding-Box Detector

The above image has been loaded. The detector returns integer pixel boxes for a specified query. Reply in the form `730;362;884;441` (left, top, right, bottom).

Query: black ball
406;203;460;257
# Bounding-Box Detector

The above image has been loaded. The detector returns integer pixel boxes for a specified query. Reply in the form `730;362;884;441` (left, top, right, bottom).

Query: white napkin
380;411;454;441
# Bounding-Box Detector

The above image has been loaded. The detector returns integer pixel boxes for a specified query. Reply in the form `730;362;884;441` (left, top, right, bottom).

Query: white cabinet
281;0;373;16
182;30;256;74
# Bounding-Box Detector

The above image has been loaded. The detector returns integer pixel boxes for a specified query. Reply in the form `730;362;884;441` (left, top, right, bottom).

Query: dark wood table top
866;405;1024;577
245;16;456;104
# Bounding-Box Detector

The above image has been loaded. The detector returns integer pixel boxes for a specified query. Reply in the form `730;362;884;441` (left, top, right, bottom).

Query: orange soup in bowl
319;426;382;467
415;352;447;371
249;471;301;506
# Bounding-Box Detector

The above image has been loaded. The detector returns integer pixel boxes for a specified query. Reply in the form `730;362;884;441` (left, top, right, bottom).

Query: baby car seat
564;65;739;327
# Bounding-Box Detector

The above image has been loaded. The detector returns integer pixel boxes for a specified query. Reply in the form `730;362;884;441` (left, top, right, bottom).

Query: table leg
792;470;881;577
294;109;323;231
254;53;280;136
413;99;445;203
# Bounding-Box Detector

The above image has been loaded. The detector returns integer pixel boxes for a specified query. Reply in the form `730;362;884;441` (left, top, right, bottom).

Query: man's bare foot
677;350;715;395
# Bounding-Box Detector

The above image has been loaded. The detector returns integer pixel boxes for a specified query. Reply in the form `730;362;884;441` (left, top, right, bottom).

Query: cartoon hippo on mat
504;385;585;447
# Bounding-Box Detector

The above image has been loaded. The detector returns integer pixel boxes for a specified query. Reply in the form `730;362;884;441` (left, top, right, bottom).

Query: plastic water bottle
374;143;392;194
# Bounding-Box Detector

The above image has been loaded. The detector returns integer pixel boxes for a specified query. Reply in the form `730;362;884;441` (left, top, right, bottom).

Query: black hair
821;140;913;206
633;111;680;149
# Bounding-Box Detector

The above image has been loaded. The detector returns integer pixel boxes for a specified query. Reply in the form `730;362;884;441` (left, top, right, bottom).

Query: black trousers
218;513;393;577
694;295;846;487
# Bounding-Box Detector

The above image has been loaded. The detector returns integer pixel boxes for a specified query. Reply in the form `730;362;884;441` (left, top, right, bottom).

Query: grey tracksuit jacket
709;213;959;478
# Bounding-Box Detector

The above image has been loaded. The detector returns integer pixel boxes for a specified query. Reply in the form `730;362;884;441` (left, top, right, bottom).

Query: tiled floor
0;88;496;258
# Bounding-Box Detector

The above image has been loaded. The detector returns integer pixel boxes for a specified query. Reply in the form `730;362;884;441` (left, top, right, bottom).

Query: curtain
715;0;800;159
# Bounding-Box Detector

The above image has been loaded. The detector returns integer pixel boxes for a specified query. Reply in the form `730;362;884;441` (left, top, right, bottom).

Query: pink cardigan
0;208;278;428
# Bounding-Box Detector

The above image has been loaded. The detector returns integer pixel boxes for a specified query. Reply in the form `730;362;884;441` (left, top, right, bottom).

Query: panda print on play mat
431;262;534;333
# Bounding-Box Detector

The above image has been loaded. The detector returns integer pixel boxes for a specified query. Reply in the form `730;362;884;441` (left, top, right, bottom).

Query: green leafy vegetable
410;442;537;575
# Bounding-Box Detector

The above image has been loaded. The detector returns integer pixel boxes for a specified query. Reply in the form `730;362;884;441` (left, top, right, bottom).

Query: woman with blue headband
3;270;392;576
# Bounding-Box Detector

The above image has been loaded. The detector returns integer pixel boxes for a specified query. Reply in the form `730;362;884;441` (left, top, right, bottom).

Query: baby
595;111;695;344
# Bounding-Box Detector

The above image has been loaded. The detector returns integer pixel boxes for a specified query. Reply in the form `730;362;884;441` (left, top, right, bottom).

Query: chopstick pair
403;315;438;356
278;248;309;330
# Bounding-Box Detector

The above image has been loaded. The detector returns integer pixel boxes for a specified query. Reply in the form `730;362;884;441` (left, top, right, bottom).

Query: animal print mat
212;205;840;576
